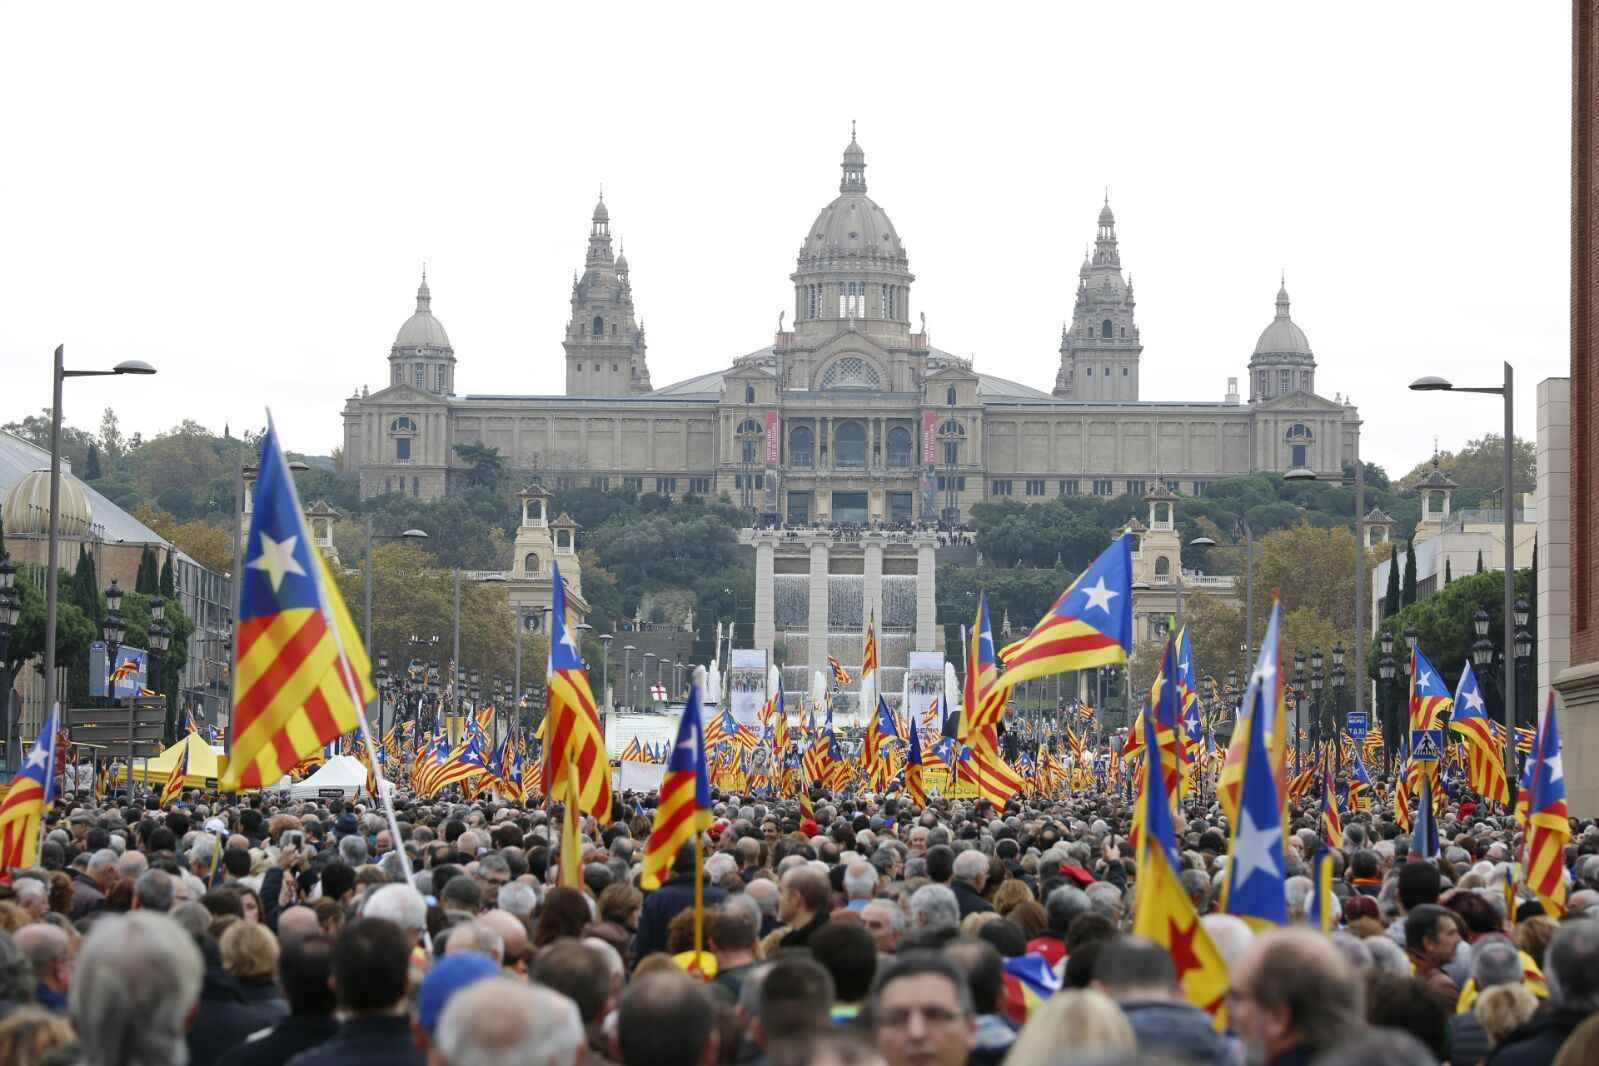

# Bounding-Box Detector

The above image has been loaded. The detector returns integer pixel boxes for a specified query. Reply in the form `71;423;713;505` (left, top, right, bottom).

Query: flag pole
264;410;414;885
692;826;705;969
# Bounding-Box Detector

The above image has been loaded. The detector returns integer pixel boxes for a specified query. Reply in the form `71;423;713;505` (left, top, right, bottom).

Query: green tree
1476;549;1484;575
98;407;126;461
135;547;159;594
1444;557;1452;586
1401;434;1535;494
1384;545;1401;618
2;566;95;686
84;444;102;480
1402;540;1418;608
159;552;175;598
67;547;103;707
452;443;506;488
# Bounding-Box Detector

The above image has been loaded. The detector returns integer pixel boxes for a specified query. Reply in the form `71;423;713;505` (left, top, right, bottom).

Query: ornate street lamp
0;556;20;771
1378;630;1397;771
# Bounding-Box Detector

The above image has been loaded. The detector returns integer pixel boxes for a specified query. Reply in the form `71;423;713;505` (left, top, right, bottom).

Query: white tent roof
288;755;368;800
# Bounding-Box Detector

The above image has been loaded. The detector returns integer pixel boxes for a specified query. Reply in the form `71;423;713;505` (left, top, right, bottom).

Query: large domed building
342;131;1359;521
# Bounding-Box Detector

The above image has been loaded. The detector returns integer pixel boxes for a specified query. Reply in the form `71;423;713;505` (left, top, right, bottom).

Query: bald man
480;909;531;974
15;923;72;1014
769;866;832;952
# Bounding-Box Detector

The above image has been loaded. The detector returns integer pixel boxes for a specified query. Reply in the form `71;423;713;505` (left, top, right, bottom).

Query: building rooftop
0;432;169;548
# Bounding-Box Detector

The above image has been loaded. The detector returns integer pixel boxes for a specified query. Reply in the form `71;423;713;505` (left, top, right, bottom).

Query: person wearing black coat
218;934;339;1066
634;841;727;959
286;918;426;1066
1487;920;1599;1066
186;937;278;1066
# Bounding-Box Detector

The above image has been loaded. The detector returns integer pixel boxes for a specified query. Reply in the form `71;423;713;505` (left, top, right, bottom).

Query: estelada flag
641;671;713;889
0;709;61;872
222;419;374;791
542;560;611;820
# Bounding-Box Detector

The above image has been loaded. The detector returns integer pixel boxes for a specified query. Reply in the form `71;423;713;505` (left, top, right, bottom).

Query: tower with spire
564;194;652;396
1054;199;1141;401
389;269;456;396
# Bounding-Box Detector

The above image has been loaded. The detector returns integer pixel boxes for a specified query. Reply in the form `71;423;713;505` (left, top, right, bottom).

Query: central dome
394;276;451;350
4;468;93;537
1252;284;1311;356
796;133;908;268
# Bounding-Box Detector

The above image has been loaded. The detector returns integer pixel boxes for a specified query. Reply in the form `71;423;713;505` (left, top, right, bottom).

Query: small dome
1099;201;1115;224
1253;285;1311;356
615;249;629;272
394;276;451;350
4;468;94;536
592;197;609;222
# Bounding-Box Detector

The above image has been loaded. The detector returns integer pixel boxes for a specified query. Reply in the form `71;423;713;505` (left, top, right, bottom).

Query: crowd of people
0;782;1594;1066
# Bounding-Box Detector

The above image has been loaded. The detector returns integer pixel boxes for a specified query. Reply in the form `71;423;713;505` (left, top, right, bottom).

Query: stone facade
342;134;1360;521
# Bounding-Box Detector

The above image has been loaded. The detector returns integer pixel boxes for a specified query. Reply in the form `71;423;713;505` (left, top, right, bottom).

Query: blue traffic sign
1410;729;1444;762
1346;710;1369;739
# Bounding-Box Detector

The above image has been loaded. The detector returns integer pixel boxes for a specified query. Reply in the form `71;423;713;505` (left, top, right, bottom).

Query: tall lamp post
643;654;655;708
1330;642;1346;768
1409;365;1518;786
362;520;429;680
1293;651;1306;770
0;556;19;772
1309;648;1324;770
1378;630;1397;772
622;645;635;712
42;349;157;721
599;634;613;715
102;581;129;792
147;596;170;743
1513;598;1533;730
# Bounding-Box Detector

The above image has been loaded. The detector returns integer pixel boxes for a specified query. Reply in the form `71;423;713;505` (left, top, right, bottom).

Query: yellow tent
130;732;227;789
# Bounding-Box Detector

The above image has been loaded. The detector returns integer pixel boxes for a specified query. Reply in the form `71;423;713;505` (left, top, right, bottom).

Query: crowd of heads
0;779;1593;1066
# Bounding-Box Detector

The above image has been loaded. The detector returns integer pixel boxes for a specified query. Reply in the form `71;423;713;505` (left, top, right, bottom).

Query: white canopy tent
287;755;369;800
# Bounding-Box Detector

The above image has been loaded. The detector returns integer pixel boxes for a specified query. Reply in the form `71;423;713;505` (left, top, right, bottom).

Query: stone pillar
1538;378;1572;713
915;535;937;652
809;539;830;679
754;536;776;657
864;538;883;640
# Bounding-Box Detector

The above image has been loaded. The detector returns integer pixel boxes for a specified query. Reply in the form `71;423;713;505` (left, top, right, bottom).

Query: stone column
1538;378;1572;713
809;539;830;679
864;538;884;643
754;536;776;657
915;534;937;652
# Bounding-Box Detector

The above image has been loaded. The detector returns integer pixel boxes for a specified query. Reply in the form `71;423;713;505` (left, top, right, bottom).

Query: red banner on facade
765;411;780;466
922;411;937;465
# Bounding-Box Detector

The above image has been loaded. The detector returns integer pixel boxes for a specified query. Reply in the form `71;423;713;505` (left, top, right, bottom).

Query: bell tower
564;196;652;396
1055;200;1141;401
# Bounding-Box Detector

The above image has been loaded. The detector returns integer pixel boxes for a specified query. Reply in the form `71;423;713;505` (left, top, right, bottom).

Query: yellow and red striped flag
160;743;189;807
641;673;713;889
221;421;374;791
542;561;611;821
0;710;61;872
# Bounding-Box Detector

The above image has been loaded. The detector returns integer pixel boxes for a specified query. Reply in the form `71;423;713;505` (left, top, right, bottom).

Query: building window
384;477;391;494
1059;479;1079;496
842;280;865;318
835;421;867;467
1166;480;1181;493
590;476;610;491
1085;367;1093;377
1092;479;1115;497
791;426;814;467
806;284;821;320
556;477;573;491
390;416;417;433
1155;556;1172;578
412;477;419;496
880;285;896;320
655;477;677;495
623;476;643;492
1122;366;1129;376
688;477;712;494
1292;443;1308;467
1192;481;1210;497
946;386;957;406
936;476;967;491
395;437;411;462
1102;319;1113;339
991;480;1012;496
1258;370;1269;398
592;316;604;336
414;366;425;388
738;418;763;464
525;553;541;573
818;356;881;390
1126;479;1146;496
1278;369;1293;395
886;426;912;467
612;364;619;372
1025;479;1046;496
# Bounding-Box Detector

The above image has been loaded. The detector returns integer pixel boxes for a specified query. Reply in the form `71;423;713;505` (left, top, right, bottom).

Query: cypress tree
1476;549;1484;575
84;444;102;480
1444;557;1452;585
1384;545;1401;618
67;546;101;707
1402;539;1418;608
135;547;158;594
159;552;175;598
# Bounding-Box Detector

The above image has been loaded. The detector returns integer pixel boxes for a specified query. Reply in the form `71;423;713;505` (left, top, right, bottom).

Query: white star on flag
1230;807;1282;887
26;745;48;770
1547;753;1563;782
247;531;306;593
1461;687;1487;714
1078;577;1118;614
1418;669;1437;693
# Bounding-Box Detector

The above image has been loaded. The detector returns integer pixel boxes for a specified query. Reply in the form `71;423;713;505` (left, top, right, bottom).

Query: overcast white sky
0;3;1571;475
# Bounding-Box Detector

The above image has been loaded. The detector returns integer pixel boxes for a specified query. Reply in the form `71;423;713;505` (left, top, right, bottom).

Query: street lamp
1292;651;1306;769
599;634;613;715
1378;629;1397;770
1404;624;1418;675
0;555;19;771
1309;648;1323;770
622;645;636;712
1410;364;1519;785
362;520;428;682
643;653;655;708
103;579;129;791
42;349;157;721
1330;641;1346;766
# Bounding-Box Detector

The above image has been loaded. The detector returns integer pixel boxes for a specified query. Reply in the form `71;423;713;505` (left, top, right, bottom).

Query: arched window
886;426;912;467
1154;556;1171;578
389;416;417;433
817;356;881;390
745;384;755;404
738;418;763;464
946;386;957;406
592;316;604;337
791;425;814;467
835;421;867;467
1102;319;1113;339
525;553;541;572
1286;424;1313;469
939;420;965;467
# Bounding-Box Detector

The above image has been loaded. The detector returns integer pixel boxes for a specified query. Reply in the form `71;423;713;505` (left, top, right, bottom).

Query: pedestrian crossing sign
1410;729;1443;762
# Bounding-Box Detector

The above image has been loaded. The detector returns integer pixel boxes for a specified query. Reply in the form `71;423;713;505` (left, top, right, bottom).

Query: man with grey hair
132;869;176;913
1031;883;1090;965
435;978;584;1066
15;923;70;1014
445;920;506;965
862;898;906;954
337;833;368;867
71;847;118;919
909;883;960;935
1489;919;1599;1065
72;912;204;1066
362;883;429;951
1085;880;1125;927
497;881;538;922
950;849;992;918
843;860;877;910
12;876;48;920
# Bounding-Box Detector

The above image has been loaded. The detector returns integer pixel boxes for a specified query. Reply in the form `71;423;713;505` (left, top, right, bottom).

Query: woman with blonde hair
220;920;289;1019
0;1007;75;1066
1004;988;1134;1065
992;879;1034;917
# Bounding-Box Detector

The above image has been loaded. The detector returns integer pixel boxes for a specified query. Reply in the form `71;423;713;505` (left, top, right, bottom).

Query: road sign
1346;710;1369;739
1410;729;1444;762
89;644;148;699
